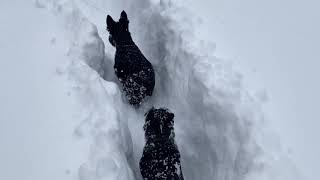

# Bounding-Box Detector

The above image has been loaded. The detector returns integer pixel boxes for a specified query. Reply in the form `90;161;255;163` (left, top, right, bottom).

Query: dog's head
106;11;131;47
144;107;175;141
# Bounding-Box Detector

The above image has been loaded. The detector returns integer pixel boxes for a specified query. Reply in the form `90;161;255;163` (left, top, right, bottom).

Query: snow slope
0;0;303;180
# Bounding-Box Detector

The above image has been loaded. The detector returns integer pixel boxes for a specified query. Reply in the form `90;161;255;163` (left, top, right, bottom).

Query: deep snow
0;0;303;180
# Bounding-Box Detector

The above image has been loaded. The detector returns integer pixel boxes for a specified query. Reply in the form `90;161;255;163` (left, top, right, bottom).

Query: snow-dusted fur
140;108;184;180
106;11;155;106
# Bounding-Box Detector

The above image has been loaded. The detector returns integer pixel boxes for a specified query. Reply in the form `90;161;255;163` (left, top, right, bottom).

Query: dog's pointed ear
167;112;174;125
106;15;115;29
120;10;128;21
169;112;174;120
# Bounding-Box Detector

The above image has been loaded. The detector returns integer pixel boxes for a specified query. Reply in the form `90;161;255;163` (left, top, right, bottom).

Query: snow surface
0;0;304;180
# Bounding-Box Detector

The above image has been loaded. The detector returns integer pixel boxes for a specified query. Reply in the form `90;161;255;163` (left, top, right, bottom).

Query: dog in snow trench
140;108;184;180
106;11;155;106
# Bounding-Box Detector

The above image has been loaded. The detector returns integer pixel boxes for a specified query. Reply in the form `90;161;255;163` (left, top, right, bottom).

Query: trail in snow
32;0;303;180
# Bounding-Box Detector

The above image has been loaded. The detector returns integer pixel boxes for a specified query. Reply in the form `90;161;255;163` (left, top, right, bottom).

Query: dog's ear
120;10;128;21
119;10;129;30
106;15;115;30
168;112;174;122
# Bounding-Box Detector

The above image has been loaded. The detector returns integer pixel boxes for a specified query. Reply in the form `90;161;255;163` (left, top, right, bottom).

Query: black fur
106;11;155;106
140;108;184;180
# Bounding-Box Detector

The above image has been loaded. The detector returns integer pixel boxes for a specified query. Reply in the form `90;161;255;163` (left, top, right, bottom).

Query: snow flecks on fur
140;108;183;179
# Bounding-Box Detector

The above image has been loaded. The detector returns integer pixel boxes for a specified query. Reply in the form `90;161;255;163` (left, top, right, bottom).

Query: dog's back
140;139;184;180
140;108;184;180
115;44;155;96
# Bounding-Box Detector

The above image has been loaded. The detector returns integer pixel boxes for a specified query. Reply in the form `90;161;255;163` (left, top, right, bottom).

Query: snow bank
29;0;303;180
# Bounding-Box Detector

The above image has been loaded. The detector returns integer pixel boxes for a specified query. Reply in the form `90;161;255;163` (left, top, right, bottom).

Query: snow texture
0;0;303;180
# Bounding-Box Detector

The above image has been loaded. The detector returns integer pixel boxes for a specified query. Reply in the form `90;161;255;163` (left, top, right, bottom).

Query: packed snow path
1;0;301;180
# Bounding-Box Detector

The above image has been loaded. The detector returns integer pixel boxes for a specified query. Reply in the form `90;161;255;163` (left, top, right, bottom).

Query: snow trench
34;0;302;180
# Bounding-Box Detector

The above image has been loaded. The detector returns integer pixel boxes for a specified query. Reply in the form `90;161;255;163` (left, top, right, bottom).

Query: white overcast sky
183;0;319;179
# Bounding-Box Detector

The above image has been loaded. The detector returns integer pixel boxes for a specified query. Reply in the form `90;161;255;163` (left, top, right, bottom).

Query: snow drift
2;0;301;180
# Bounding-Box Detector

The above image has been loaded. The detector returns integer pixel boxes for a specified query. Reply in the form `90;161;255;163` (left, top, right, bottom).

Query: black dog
106;11;155;106
140;108;184;180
